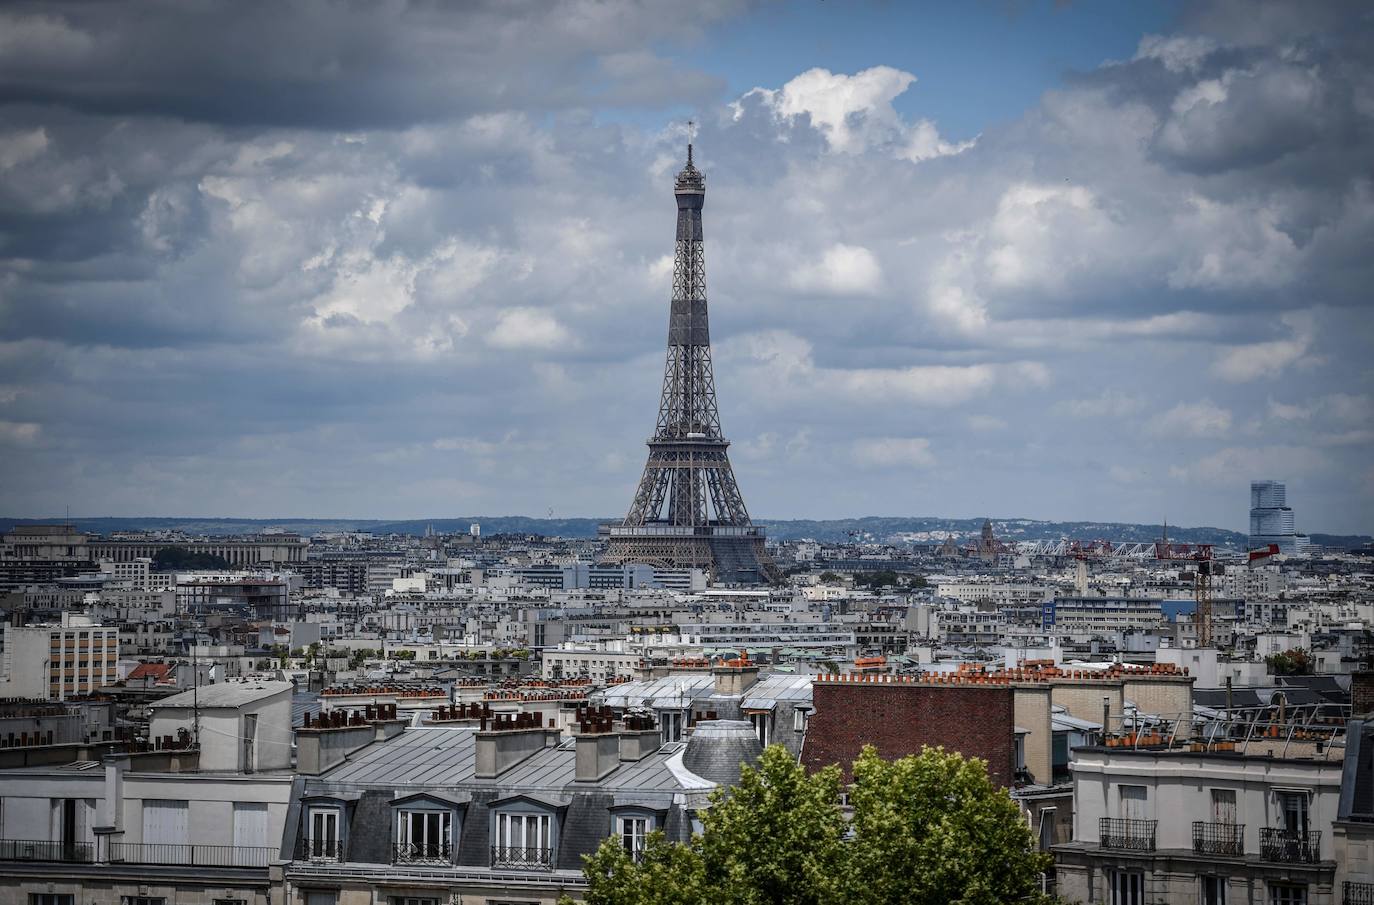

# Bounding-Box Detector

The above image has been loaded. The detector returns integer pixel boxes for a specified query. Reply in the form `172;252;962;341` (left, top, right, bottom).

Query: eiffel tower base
602;529;775;585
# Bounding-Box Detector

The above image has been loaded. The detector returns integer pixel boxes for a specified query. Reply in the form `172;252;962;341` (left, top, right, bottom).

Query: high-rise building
601;145;773;584
1248;479;1312;554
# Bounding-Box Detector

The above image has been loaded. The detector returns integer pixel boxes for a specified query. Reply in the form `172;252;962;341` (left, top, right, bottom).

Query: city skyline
1;1;1372;534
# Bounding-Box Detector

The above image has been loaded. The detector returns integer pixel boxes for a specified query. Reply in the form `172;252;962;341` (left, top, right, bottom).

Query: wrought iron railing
491;844;555;869
1192;821;1244;856
393;842;451;863
1099;817;1157;852
1259;827;1321;863
1345;882;1374;905
0;838;94;862
108;842;275;867
295;838;345;861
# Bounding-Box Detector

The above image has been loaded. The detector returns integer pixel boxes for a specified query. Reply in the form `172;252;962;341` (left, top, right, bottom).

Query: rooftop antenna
686;119;697;164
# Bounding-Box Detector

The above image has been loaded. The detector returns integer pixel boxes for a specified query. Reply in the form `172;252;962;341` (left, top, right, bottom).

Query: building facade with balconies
1054;733;1344;905
0;748;294;905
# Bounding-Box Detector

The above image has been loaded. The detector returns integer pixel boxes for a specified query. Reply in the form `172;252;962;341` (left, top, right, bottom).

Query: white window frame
749;711;771;748
616;814;651;858
395;808;452;861
1274;790;1309;834
495;811;553;863
306;806;341;859
659;711;684;744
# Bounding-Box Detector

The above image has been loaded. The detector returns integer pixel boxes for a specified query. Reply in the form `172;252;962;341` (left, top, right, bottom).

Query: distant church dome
682;720;763;786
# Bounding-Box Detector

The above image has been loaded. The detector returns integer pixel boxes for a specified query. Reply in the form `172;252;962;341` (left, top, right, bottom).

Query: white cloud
1212;311;1316;382
1170;445;1325;484
487;307;569;350
0;420;40;445
1148;399;1233;438
851;437;936;469
965;414;1007;432
790;243;882;295
1108;464;1149;484
984;183;1113;290
1055;391;1144;419
1133;33;1218;73
0;128;48;170
744;66;973;162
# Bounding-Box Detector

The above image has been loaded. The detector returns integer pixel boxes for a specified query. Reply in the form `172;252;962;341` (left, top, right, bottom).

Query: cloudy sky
1;0;1371;534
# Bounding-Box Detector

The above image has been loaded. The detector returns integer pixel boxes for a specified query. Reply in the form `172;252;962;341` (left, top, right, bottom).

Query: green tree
817;572;842;585
855;570;899;589
1266;647;1312;675
572;745;1049;905
577;831;709;905
697;745;847;905
839;746;1050;905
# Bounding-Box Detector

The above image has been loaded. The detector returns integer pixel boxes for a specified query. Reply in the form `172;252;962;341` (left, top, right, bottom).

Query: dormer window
610;805;664;862
396;809;452;862
617;814;650;860
304;807;342;861
494;811;552;868
389;793;462;864
489;794;566;870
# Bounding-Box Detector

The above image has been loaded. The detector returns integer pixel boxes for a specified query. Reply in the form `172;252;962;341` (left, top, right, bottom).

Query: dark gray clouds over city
0;1;1370;533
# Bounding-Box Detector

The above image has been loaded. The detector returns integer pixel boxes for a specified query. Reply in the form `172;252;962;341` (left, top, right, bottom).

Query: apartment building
0;692;296;905
0;613;119;700
283;707;761;905
1042;597;1166;635
1054;726;1344;904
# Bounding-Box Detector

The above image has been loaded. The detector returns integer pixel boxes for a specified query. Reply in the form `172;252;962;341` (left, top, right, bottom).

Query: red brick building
801;674;1017;786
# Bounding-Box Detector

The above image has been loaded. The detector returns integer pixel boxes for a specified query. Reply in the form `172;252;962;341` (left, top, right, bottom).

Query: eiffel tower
601;143;774;584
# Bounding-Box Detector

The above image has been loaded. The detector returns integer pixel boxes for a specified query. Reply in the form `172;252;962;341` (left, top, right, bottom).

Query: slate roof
1339;719;1374;822
293;725;721;875
316;726;688;793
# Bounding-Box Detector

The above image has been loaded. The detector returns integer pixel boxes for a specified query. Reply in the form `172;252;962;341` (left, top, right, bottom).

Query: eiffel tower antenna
601;141;774;584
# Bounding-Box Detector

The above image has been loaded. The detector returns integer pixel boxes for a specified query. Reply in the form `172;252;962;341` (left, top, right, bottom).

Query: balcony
1099;817;1157;852
108;842;276;867
1259;827;1321;864
393;842;451;864
1192;821;1245;857
294;838;345;862
0;839;94;863
1346;882;1374;905
491;845;555;870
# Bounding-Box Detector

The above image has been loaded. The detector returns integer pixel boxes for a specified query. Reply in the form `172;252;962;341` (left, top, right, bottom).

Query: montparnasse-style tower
601;143;774;584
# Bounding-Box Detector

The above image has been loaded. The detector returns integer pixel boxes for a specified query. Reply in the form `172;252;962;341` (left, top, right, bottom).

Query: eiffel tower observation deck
601;144;775;584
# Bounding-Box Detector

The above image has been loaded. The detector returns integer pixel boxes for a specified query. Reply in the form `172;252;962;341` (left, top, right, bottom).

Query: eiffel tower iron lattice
601;144;774;584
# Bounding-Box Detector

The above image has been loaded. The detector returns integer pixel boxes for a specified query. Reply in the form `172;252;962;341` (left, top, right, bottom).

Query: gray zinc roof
316;726;689;795
592;675;715;710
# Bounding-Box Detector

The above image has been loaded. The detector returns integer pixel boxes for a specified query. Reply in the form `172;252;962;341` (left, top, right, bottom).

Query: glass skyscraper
1248;480;1312;554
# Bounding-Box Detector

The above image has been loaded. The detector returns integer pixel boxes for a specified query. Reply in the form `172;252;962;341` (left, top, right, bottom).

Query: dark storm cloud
0;0;739;129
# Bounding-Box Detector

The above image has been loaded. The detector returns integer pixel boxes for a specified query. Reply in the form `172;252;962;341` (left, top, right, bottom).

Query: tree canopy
151;546;230;570
573;745;1051;905
1266;647;1312;675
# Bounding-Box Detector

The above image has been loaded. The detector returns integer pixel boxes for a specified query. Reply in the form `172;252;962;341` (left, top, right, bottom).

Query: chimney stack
575;721;620;782
474;710;557;779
